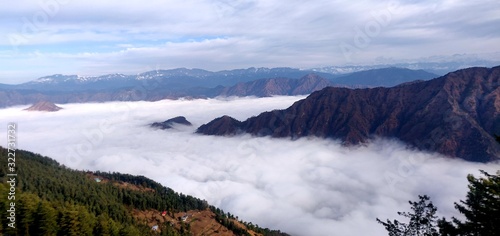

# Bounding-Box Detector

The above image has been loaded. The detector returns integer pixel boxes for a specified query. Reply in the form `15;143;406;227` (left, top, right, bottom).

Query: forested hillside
0;147;288;236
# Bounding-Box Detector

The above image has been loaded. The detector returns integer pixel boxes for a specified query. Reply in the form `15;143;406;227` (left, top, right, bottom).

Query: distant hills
24;101;62;112
197;66;500;162
332;67;437;87
311;58;500;75
0;67;438;108
11;67;337;92
218;74;333;97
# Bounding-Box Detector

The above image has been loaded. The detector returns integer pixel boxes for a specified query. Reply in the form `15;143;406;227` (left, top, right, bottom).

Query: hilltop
24;101;63;112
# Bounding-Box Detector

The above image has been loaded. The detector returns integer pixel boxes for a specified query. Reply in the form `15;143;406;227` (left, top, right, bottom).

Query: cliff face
197;66;500;162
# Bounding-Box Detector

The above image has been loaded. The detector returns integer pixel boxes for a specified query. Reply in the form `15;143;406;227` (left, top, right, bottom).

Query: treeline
92;171;208;213
210;206;290;236
0;147;287;236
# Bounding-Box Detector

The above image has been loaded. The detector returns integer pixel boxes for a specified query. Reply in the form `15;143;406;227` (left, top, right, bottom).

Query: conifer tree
377;195;439;236
33;200;58;236
438;171;500;236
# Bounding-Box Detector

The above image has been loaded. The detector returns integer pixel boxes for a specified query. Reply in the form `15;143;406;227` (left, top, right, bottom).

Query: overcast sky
1;97;499;235
1;0;500;83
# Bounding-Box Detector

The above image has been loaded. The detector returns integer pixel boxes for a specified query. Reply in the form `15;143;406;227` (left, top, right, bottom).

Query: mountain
18;74;139;92
197;66;500;162
0;67;458;108
151;116;192;129
14;67;337;92
331;67;438;87
24;101;63;112
218;74;332;97
0;147;288;235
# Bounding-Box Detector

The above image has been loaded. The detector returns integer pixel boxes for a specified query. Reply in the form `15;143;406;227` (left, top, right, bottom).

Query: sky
1;0;500;83
1;97;499;236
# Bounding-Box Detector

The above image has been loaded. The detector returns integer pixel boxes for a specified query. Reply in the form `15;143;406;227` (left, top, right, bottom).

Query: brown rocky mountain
197;66;500;162
218;74;332;97
24;101;62;112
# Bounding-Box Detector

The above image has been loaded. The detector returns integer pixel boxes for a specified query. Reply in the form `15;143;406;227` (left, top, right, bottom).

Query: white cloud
0;96;498;236
1;0;500;83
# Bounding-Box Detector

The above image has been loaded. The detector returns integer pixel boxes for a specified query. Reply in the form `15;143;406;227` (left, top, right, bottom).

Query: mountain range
332;67;437;87
312;56;500;75
197;66;500;162
0;67;437;108
6;67;337;92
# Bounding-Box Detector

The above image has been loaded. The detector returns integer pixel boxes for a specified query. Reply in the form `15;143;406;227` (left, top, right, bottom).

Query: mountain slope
0;147;288;235
197;66;500;162
218;74;332;97
332;67;438;87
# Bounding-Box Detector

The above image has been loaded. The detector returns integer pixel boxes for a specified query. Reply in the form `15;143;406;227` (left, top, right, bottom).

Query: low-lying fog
1;96;498;236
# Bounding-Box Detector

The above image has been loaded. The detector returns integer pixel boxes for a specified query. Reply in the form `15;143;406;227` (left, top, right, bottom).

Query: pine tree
33;200;58;236
438;171;500;236
59;208;81;236
77;205;96;236
377;195;439;236
95;214;112;236
18;193;41;235
119;224;142;236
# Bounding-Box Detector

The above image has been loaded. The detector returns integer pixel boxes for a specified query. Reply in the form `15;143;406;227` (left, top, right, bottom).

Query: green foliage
0;147;288;235
438;171;500;236
33;200;58;236
377;195;439;236
0;147;207;235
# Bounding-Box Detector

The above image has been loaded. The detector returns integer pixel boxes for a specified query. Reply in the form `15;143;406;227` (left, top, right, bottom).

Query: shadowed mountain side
151;116;192;129
197;116;243;135
197;66;500;162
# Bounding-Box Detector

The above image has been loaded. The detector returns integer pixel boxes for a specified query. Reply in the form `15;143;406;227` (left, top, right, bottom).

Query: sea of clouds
1;96;498;236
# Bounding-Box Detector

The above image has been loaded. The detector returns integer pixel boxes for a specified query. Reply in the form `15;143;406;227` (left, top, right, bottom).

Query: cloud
0;96;499;236
1;0;500;83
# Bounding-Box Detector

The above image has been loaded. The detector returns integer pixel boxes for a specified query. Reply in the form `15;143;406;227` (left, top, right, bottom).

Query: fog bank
0;96;498;236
